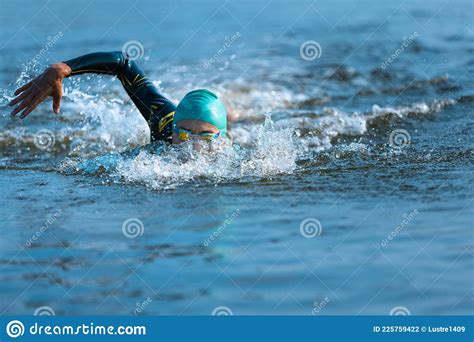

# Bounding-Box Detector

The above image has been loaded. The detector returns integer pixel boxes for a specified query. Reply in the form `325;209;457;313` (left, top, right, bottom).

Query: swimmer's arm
10;52;175;124
63;51;176;122
62;51;126;76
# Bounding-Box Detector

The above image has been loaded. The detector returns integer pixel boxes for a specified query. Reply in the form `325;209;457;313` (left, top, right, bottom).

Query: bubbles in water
3;59;459;190
109;115;299;189
57;115;302;189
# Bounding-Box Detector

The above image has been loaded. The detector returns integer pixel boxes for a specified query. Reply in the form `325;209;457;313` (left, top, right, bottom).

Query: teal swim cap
173;89;227;136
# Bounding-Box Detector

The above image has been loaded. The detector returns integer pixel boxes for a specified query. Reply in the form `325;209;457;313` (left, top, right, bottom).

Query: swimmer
8;51;227;145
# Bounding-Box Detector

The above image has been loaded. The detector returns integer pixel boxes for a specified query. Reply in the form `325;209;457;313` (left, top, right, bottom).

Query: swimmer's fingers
19;94;43;119
52;82;62;114
11;99;31;117
13;81;32;96
10;92;35;116
12;82;59;118
9;90;30;106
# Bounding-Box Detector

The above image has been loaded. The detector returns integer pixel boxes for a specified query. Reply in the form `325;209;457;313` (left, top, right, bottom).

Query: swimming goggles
173;125;221;142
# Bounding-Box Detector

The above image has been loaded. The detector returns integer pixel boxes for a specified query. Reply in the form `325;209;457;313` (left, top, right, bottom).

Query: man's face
171;119;220;147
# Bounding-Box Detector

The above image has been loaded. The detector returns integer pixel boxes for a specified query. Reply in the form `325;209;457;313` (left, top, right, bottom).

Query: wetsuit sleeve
63;51;176;142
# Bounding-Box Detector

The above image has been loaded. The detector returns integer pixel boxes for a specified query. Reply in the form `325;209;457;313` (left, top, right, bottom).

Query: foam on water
61;88;149;152
59;115;299;189
0;64;461;190
53;95;458;190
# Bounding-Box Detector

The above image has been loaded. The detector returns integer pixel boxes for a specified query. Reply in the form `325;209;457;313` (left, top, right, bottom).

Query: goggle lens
175;127;220;142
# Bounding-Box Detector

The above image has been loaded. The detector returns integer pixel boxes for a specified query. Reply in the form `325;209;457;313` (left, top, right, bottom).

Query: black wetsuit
64;52;176;143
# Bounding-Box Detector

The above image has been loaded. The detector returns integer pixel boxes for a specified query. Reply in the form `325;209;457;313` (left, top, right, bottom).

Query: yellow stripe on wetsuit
63;51;178;142
158;111;175;132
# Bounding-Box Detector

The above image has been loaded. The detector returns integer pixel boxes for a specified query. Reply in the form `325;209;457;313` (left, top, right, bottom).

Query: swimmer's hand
9;62;71;119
